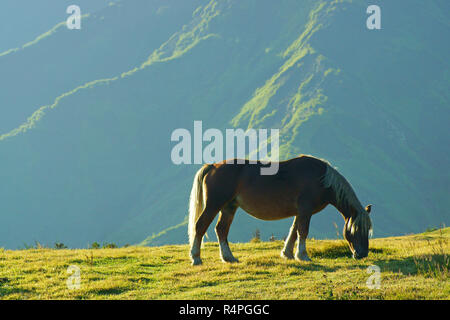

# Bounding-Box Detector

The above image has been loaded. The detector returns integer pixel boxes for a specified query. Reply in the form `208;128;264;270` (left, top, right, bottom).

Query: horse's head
343;205;373;259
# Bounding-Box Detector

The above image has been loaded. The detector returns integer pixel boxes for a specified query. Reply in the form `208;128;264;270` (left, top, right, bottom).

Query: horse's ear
365;204;372;213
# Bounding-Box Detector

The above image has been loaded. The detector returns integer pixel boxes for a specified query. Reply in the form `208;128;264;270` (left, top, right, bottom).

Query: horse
188;155;372;265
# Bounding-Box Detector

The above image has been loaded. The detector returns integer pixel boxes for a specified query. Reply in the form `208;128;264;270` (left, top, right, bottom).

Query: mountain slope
0;0;448;248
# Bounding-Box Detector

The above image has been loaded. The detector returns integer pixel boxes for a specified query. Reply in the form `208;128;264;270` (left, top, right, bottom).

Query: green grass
0;228;448;300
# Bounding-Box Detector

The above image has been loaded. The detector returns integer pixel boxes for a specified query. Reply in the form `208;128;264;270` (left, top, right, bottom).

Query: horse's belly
235;193;297;221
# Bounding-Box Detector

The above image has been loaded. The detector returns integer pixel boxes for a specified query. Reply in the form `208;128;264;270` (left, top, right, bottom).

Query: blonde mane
321;163;372;236
347;211;373;237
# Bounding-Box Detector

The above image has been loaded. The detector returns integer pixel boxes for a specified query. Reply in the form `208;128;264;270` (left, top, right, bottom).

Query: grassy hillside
0;228;448;300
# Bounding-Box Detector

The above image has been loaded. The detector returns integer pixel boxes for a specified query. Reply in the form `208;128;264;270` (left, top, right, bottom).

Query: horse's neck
324;167;363;221
327;183;364;221
331;196;358;221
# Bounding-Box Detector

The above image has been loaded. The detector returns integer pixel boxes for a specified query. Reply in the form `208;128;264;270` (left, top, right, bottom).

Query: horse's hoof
281;251;294;260
295;255;312;262
222;256;239;263
191;257;203;266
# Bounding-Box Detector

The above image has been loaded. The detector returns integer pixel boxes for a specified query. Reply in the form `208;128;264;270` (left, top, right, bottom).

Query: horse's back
203;156;329;220
206;155;328;191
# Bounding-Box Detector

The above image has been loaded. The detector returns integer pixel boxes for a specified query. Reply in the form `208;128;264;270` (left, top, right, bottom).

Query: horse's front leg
281;216;298;259
295;214;312;262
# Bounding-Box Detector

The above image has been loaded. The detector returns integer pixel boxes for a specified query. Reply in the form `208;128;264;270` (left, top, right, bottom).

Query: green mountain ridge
0;0;448;248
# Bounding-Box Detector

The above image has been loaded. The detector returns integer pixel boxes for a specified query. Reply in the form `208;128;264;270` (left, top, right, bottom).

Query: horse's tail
188;164;214;246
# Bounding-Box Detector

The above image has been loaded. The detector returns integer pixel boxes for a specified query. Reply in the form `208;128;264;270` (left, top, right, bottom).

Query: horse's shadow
245;259;340;273
288;262;339;273
245;256;339;272
369;254;448;276
309;243;385;260
309;245;351;260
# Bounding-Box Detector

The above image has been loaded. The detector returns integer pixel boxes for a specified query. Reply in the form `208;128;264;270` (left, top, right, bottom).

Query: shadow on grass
70;256;141;267
310;243;387;259
140;262;165;268
198;280;220;287
240;255;339;272
0;280;33;298
129;277;155;285
294;262;338;272
87;287;128;296
373;254;449;278
310;244;351;259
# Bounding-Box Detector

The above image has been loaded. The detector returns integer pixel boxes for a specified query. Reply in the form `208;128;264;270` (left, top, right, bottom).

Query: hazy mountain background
0;0;448;249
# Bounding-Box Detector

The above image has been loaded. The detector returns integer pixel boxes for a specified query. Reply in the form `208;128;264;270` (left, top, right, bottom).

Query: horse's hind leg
190;165;239;265
281;217;298;259
191;204;221;265
215;202;238;263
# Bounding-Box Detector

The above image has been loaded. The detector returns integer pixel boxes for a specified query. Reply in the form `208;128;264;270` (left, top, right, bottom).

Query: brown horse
188;155;372;265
